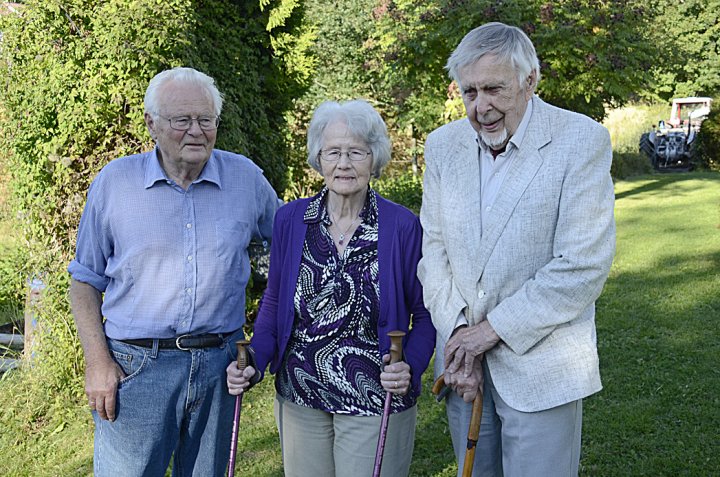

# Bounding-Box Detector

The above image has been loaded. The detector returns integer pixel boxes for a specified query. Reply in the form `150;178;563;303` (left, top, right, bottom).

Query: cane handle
236;339;251;371
431;374;446;396
387;330;405;364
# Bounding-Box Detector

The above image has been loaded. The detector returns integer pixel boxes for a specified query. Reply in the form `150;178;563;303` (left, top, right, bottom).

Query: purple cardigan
251;192;435;396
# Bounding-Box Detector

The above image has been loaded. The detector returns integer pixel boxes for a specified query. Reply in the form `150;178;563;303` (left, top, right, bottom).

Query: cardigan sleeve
399;213;436;394
249;205;288;379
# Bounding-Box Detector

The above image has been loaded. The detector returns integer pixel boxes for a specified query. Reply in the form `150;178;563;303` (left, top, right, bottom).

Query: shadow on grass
615;171;720;200
585;250;720;475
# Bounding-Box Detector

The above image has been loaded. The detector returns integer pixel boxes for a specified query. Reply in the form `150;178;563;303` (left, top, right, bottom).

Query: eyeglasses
319;148;372;162
159;115;220;131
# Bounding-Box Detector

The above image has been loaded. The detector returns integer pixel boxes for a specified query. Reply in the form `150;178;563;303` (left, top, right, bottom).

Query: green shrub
0;242;27;314
374;170;424;214
0;169;25;313
695;97;720;171
611;152;654;180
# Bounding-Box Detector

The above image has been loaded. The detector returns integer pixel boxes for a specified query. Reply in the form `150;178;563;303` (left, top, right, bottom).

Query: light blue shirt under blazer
68;148;279;340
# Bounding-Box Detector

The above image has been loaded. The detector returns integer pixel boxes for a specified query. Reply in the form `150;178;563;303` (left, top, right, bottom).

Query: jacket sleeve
417;131;469;345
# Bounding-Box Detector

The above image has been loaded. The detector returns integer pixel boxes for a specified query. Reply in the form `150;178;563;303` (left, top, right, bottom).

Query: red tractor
639;97;712;171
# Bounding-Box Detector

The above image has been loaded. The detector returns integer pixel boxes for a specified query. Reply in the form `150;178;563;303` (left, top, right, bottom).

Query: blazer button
477;289;485;299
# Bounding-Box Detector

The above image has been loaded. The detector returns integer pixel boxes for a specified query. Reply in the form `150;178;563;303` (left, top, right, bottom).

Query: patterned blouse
276;187;415;416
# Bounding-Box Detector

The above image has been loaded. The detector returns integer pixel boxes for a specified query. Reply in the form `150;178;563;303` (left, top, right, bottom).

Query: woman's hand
226;363;257;396
380;354;412;395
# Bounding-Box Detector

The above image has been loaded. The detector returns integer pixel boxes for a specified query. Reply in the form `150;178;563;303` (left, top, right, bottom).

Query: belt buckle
175;334;191;351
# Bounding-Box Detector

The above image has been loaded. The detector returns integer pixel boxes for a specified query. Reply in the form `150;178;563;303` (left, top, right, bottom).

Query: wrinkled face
458;55;535;149
319;120;373;200
144;81;217;173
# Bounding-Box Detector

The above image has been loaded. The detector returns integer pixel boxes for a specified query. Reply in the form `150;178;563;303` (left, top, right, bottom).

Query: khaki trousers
446;361;583;477
274;395;417;477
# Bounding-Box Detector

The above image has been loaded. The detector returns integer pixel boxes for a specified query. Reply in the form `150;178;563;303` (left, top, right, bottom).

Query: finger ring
395;381;398;388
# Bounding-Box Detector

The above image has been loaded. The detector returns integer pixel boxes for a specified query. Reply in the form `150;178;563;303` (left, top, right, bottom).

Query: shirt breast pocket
216;221;250;261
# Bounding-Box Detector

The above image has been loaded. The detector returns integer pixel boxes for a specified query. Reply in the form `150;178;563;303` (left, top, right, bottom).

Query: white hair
306;99;391;179
144;67;224;116
446;22;541;90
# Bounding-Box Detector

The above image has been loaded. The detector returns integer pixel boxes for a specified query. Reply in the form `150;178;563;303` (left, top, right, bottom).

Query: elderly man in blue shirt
68;67;280;477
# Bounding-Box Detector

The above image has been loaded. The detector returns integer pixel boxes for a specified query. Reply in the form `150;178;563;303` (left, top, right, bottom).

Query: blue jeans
93;330;243;477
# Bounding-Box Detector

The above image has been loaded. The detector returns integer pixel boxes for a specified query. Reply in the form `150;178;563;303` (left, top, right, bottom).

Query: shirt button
187;255;193;261
478;289;485;299
485;206;491;211
186;223;192;229
186;288;192;294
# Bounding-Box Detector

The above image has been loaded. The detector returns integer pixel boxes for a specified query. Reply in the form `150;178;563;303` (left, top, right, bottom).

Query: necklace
330;211;361;245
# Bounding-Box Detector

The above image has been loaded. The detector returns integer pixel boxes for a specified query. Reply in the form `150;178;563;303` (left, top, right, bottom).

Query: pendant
338;234;346;245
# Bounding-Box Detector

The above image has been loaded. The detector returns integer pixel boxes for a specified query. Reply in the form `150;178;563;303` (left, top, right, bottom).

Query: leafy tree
642;0;720;100
365;0;656;126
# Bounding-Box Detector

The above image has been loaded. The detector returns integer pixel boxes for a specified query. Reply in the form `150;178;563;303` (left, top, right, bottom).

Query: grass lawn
582;171;720;476
1;171;718;476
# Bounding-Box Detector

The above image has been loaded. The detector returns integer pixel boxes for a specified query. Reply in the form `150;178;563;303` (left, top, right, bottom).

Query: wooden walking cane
432;374;483;477
227;339;250;477
372;330;406;477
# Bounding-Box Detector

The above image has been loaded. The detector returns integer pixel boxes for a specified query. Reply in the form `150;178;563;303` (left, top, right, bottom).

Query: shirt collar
144;147;222;189
303;186;377;225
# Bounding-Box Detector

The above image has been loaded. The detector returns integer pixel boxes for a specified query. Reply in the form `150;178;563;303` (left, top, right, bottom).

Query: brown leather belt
121;333;227;350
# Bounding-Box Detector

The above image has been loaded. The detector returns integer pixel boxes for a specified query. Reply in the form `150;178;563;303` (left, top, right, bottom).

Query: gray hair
446;22;541;90
307;99;391;179
144;67;224;117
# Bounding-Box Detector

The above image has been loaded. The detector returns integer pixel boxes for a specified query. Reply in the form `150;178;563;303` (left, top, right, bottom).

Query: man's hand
445;355;484;402
444;320;500;379
86;358;125;421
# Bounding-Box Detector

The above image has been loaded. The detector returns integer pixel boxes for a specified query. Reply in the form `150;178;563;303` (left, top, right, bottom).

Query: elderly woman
227;99;435;477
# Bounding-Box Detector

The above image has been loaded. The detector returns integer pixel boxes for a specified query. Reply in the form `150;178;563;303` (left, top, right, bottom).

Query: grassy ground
1;171;718;476
582;171;720;475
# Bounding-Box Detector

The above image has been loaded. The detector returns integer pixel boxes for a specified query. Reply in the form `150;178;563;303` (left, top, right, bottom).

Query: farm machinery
639;97;712;171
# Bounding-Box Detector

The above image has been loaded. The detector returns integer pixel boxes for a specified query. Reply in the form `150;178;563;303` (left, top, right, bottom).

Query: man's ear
144;112;157;141
525;70;537;99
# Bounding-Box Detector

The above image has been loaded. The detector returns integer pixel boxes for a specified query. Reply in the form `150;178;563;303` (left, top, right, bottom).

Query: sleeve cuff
67;260;109;292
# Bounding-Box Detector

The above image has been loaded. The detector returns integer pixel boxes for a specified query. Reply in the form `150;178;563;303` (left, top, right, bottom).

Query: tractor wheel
639;133;655;158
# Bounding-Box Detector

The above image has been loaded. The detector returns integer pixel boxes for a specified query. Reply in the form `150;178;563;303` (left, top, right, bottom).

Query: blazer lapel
446;126;484;274
474;97;552;277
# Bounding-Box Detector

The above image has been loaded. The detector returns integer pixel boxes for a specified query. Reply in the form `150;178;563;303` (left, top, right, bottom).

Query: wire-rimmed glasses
159;115;220;131
319;148;372;162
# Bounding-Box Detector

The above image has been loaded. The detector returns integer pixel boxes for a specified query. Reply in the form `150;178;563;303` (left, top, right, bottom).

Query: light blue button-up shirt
68;148;279;340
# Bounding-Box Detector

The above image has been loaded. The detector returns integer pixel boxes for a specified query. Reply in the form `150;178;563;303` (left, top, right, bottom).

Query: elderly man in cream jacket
418;23;615;477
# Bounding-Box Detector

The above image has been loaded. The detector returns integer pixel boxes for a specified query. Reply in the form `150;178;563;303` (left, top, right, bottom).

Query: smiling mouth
481;118;502;130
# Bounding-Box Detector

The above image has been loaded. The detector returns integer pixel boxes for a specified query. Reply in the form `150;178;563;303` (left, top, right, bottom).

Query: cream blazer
418;96;616;412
